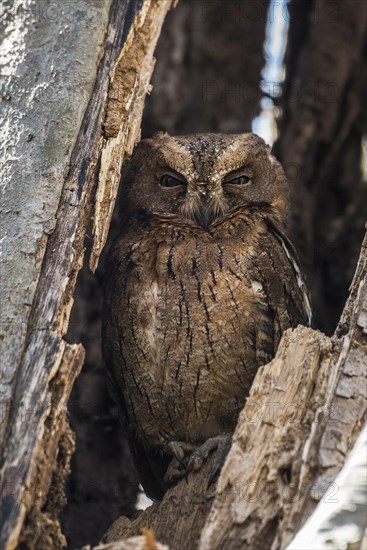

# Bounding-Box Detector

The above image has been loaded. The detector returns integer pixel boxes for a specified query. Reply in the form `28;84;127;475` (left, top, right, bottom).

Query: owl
102;132;311;500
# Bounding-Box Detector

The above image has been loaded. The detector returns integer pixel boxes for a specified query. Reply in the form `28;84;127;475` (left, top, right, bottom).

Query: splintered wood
90;0;177;271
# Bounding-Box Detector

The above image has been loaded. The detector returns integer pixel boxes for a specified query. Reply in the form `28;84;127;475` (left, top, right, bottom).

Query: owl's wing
102;261;170;501
103;331;170;501
255;219;312;351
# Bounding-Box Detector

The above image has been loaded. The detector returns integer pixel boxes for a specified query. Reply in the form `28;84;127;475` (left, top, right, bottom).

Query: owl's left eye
160;174;187;188
224;175;250;185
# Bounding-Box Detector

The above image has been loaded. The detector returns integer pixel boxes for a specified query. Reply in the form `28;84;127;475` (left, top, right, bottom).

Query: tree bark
143;0;270;136
102;231;367;549
0;1;175;548
287;424;367;549
87;530;168;550
274;0;367;334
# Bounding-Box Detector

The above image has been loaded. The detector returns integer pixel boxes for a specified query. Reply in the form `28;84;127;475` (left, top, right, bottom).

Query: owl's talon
164;458;186;484
185;434;232;480
164;440;197;483
207;463;221;489
186;453;203;474
207;434;232;487
166;440;194;468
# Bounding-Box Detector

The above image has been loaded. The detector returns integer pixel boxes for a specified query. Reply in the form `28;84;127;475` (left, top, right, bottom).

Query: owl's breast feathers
103;204;311;455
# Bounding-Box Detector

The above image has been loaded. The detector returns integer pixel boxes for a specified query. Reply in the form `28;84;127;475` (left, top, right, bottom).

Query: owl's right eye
160;174;187;188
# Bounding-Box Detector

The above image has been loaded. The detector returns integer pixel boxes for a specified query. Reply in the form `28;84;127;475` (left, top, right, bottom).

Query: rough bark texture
86;530;168;550
103;231;367;550
274;0;367;334
102;454;218;549
1;0;113;547
0;1;175;548
90;0;178;270
0;0;112;456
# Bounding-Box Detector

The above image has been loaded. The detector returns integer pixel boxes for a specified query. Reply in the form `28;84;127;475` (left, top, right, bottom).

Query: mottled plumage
102;132;311;500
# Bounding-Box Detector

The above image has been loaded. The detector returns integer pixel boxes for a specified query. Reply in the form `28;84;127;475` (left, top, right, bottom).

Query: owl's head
121;132;289;230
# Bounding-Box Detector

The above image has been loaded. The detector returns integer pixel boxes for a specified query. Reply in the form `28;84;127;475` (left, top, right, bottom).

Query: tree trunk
143;0;270;136
0;1;175;548
273;0;367;334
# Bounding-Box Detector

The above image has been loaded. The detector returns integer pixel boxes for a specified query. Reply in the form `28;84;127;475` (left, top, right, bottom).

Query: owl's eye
224;175;250;185
160;174;187;188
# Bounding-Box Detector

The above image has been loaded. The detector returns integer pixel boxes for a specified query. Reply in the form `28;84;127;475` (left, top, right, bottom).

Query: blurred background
63;0;367;546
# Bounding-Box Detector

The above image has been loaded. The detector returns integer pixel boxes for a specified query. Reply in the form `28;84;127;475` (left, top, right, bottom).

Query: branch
102;453;218;549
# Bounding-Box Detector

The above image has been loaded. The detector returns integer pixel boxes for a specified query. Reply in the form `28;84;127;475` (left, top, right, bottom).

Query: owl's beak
194;203;217;229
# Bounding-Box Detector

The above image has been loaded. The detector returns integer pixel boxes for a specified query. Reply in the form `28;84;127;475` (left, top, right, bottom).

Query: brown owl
102;132;311;500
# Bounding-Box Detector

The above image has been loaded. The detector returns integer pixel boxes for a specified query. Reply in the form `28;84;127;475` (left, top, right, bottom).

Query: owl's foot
164;440;196;484
185;434;232;487
163;436;232;486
